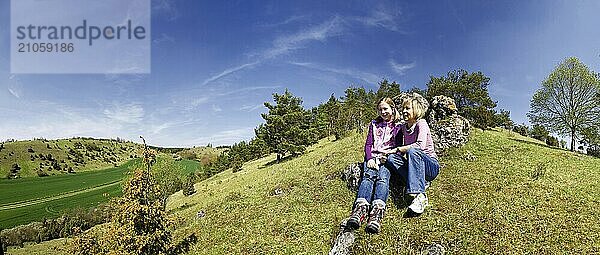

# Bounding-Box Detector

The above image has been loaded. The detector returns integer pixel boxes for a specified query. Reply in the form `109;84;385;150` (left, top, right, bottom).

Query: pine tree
257;89;313;161
376;79;401;99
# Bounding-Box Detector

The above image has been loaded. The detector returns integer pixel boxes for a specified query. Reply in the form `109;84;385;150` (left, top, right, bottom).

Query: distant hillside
0;138;142;178
176;146;225;165
8;129;600;254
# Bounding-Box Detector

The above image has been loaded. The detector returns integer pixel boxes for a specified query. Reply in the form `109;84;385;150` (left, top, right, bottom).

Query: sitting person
347;97;402;234
383;93;440;215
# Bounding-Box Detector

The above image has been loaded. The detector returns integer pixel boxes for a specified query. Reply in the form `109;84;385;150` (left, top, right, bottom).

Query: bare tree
528;57;600;151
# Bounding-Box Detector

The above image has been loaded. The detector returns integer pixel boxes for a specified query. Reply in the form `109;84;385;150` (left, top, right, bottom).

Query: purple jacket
364;120;403;161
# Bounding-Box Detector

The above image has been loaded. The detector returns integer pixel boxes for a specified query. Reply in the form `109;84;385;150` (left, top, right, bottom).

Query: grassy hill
8;129;600;254
176;146;225;165
0;138;142;178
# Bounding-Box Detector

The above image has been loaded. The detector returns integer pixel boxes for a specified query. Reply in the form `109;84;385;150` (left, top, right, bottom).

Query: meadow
7;129;600;254
0;158;200;229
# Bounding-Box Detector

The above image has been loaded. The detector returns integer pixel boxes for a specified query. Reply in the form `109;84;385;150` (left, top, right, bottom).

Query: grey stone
426;95;471;155
341;163;362;191
329;219;355;255
196;210;205;219
421;243;446;255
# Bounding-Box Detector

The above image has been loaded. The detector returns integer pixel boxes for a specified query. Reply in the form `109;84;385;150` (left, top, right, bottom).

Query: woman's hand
397;145;410;154
381;148;398;155
367;158;378;169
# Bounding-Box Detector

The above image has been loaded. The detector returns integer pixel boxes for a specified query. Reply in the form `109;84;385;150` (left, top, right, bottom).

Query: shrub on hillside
182;172;196;196
152;158;185;200
178;150;196;160
530;125;549;141
71;156;175;254
546;136;560;147
513;124;529;136
7;163;20;179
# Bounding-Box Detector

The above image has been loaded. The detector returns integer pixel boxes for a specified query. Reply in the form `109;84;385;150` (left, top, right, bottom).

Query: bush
37;169;49;177
546;136;560;147
7;163;20;179
152;158;185;200
0;205;113;249
71;165;174;255
182;173;196;196
530;125;549;141
513;124;529;137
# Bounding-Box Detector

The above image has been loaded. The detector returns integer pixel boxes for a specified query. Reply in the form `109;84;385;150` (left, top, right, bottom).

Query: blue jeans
386;148;439;194
355;156;402;206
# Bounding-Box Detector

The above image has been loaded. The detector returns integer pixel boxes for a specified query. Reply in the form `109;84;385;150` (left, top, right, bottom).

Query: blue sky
1;0;600;147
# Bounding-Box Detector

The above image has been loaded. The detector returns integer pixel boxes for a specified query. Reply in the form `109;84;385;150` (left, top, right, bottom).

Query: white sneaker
408;193;428;214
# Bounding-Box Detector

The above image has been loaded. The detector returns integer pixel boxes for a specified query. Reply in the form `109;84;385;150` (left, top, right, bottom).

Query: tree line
202;70;520;176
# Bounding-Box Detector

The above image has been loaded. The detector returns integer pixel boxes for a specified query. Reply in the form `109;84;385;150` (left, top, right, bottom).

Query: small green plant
531;161;547;181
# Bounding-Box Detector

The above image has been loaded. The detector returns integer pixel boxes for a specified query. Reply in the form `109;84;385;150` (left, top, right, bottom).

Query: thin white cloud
354;5;406;33
186;127;255;146
289;61;382;85
212;104;222;112
389;59;416;75
7;88;20;99
203;16;344;86
239;104;264;112
153;33;175;45
217;86;280;97
202;61;260;86
103;102;145;124
7;75;23;99
263;16;344;59
149;122;172;135
190;96;210;107
258;15;309;28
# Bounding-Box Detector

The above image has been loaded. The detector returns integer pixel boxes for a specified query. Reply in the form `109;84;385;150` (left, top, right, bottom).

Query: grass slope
0;138;141;178
10;129;600;254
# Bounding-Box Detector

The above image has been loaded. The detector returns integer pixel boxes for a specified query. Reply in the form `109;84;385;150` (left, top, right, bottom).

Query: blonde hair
402;93;428;120
376;97;401;122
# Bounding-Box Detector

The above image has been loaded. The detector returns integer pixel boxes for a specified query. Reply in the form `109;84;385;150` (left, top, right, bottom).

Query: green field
0;158;200;229
0;159;138;206
0;182;123;229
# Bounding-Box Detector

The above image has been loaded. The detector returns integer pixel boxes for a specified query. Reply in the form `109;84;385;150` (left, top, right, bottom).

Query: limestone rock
329;219;355;255
426;95;470;154
341;163;362;191
421;243;446;255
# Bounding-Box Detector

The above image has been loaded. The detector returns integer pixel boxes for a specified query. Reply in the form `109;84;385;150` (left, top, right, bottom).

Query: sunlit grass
10;129;600;254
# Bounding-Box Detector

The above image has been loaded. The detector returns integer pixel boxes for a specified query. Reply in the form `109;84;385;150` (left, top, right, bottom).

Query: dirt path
0;181;120;211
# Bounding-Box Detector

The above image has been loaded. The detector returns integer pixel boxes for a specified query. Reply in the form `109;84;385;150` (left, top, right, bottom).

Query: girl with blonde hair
346;97;403;234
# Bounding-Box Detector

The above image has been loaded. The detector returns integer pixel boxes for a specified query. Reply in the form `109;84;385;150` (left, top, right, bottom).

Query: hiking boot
408;193;428;214
347;202;369;230
365;206;385;234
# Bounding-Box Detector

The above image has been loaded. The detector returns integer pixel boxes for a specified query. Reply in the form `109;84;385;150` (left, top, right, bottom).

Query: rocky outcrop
426;95;470;154
393;93;470;155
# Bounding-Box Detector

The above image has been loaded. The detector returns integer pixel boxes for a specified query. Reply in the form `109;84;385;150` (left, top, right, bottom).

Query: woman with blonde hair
346;97;403;234
383;93;439;215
